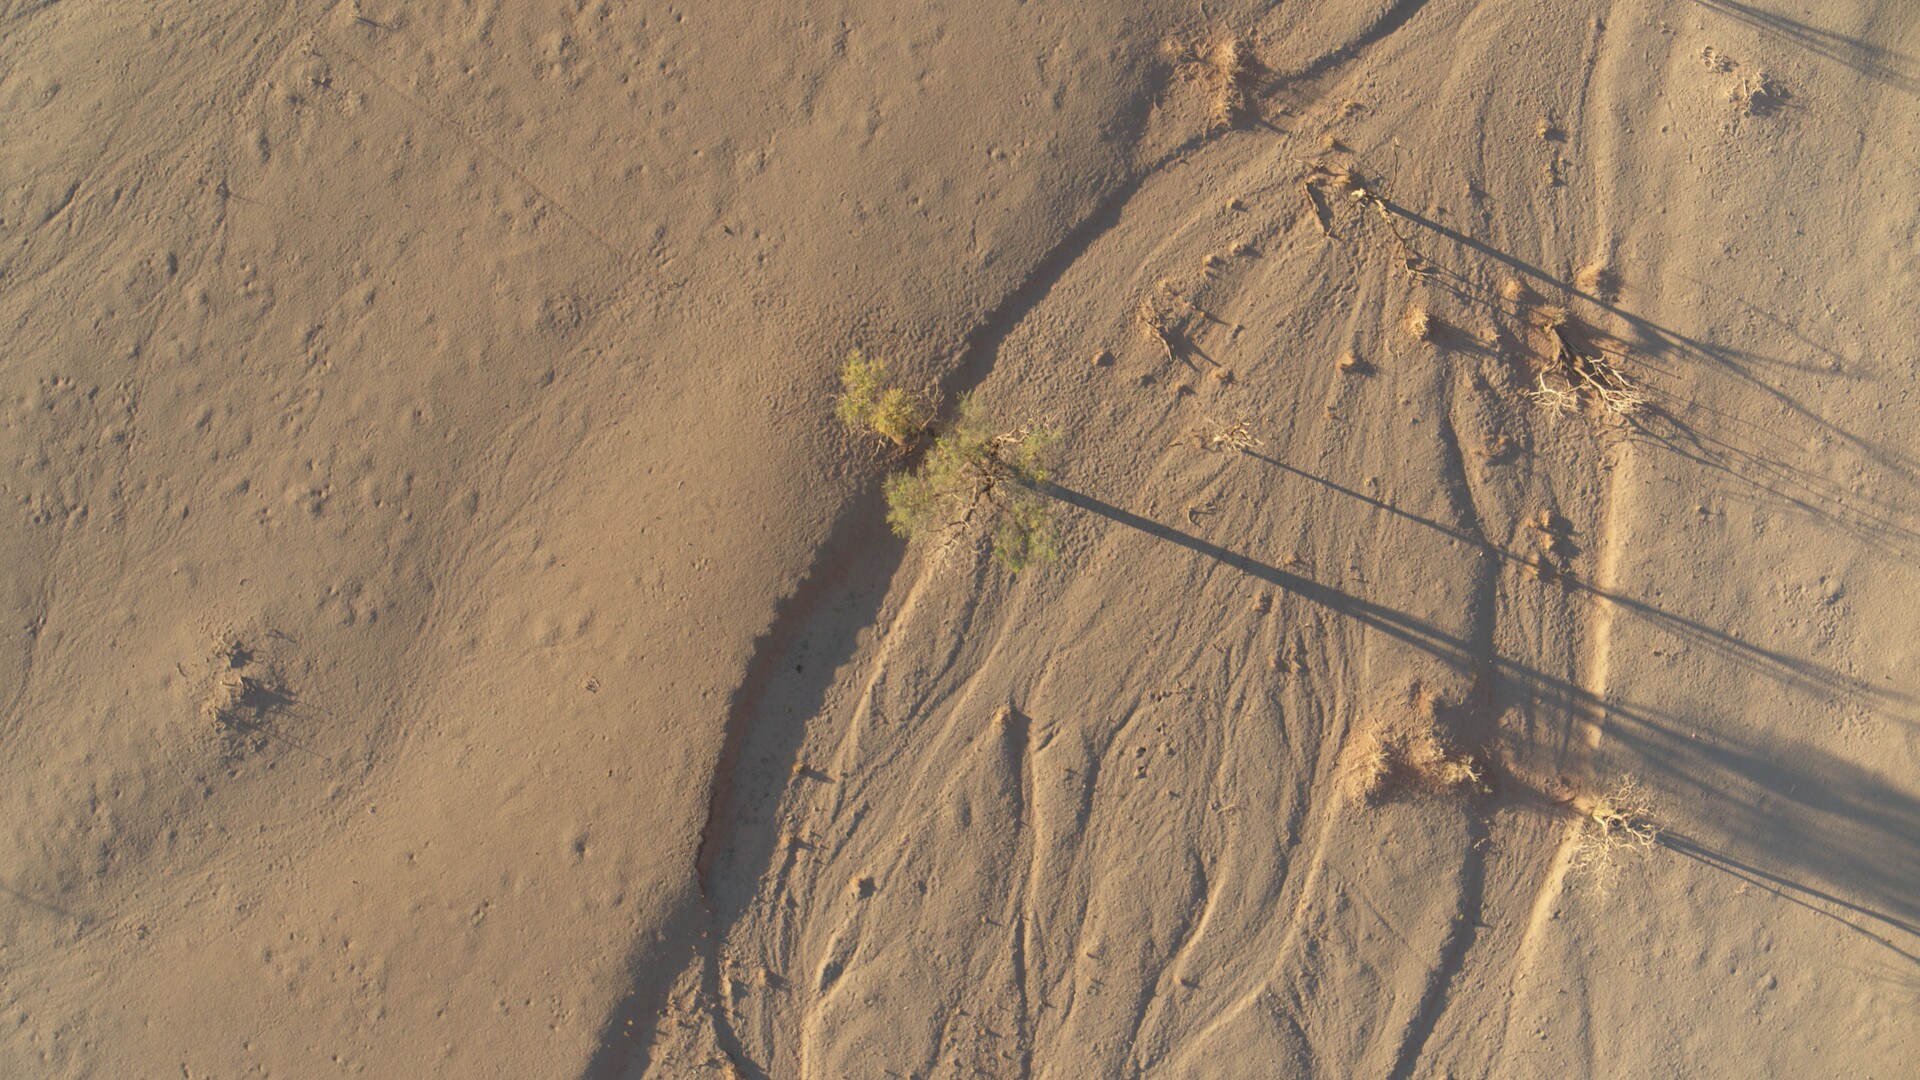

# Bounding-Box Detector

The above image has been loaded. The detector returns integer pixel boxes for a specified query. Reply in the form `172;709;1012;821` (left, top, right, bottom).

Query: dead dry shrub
1525;308;1645;418
1133;293;1179;362
1404;306;1433;342
1567;775;1661;891
1133;280;1220;363
1185;416;1262;453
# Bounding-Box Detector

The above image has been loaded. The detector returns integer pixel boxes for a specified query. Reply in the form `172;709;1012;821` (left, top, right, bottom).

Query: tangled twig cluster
1528;308;1645;417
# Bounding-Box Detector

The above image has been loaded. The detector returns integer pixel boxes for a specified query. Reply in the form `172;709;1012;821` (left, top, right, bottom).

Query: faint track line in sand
1568;459;1630;782
1490;449;1634;1058
309;33;642;271
1120;858;1212;1073
1158;776;1341;1072
1384;810;1494;1080
1381;384;1502;1080
1003;707;1039;1078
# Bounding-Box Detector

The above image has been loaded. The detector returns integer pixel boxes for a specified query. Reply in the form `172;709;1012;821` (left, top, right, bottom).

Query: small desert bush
1355;724;1485;805
1165;33;1261;130
1567;775;1661;890
883;395;1059;572
836;350;934;448
1524;310;1645;418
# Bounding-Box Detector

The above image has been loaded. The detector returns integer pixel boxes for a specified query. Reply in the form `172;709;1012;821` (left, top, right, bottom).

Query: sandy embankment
1;1;1173;1074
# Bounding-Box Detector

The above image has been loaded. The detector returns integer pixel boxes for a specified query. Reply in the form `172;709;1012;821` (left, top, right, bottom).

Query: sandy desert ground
2;1;1916;1077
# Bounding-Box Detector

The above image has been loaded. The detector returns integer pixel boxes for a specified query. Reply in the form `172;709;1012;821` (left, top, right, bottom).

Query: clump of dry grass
1731;70;1785;117
1353;696;1485;806
1404;306;1433;342
1478;433;1519;462
200;634;298;756
1574;261;1619;301
1567;775;1661;890
1166;34;1261;131
1185;416;1262;453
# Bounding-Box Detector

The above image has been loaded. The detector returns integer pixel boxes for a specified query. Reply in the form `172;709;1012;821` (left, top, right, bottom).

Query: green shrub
883;395;1059;572
836;350;933;448
991;497;1060;572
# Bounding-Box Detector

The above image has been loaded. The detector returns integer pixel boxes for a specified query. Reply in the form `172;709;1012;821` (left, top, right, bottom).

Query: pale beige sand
3;1;1916;1078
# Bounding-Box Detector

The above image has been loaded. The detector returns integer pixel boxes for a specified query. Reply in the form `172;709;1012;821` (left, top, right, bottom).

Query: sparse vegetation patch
838;353;1060;573
836;350;935;449
1165;33;1262;131
883;395;1059;572
1567;775;1662;891
1356;727;1485;804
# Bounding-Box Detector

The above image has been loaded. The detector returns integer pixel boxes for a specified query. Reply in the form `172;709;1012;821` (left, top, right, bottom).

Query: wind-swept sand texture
3;1;1917;1078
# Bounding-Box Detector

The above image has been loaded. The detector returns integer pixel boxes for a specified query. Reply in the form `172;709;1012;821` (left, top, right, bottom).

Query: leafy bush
835;350;933;448
882;395;1059;572
990;497;1060;572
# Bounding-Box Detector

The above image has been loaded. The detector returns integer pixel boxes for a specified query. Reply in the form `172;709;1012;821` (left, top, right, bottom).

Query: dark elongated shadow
1047;484;1483;670
1694;0;1920;96
1630;405;1920;564
1240;452;1916;721
1052;482;1920;965
1346;181;1920;573
1374;195;1920;488
1661;834;1920;963
1616;717;1920;965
